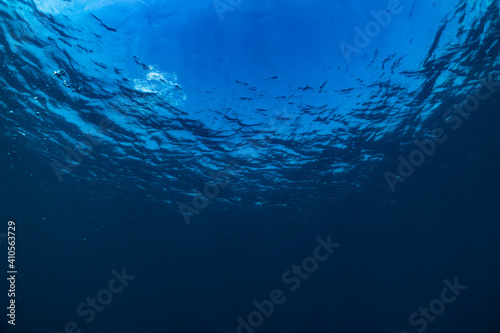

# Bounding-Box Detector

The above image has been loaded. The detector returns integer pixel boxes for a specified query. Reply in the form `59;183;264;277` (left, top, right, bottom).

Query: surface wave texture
1;0;500;333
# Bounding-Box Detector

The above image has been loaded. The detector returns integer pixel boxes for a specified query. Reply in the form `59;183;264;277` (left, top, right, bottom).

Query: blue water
1;0;500;332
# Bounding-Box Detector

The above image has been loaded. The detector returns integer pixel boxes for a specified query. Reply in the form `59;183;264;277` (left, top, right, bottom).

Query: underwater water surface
1;0;500;332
